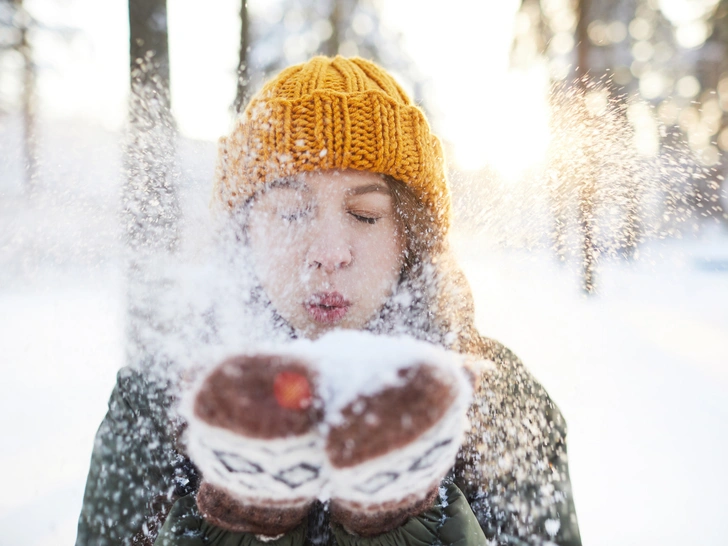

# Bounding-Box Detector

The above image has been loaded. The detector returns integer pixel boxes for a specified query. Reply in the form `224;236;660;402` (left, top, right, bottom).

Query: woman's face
247;170;405;338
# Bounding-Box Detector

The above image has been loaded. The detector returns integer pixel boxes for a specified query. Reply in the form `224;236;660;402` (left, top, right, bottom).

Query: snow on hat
212;55;452;233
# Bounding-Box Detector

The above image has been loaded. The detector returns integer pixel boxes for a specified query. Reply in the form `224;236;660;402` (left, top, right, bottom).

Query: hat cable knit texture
213;55;451;232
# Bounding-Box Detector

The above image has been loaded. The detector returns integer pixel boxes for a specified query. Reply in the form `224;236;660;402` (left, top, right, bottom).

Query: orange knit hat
212;55;451;232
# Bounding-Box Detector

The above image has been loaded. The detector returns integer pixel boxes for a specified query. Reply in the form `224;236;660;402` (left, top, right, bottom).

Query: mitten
312;332;474;536
182;353;324;536
183;332;474;539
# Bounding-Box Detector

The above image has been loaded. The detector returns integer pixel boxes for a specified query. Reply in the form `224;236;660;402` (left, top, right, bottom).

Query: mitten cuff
330;487;439;537
154;494;310;546
197;481;311;536
331;501;441;546
330;483;487;546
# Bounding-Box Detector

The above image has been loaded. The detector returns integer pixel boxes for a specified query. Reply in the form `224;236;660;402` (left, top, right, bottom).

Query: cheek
356;224;405;285
248;216;306;292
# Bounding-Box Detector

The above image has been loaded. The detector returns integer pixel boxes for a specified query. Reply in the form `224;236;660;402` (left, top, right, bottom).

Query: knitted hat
213;55;451;233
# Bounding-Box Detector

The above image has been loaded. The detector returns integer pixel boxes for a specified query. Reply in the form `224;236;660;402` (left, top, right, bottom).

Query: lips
305;292;351;324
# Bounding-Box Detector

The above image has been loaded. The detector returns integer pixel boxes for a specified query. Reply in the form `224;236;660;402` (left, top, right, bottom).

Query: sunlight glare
379;0;524;175
167;0;239;141
626;102;660;157
658;0;719;24
452;66;551;182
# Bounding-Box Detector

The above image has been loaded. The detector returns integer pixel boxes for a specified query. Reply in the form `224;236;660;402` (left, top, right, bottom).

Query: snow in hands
182;330;476;509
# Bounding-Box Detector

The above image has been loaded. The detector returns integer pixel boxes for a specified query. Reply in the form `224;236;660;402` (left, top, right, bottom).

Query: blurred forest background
1;0;727;292
1;1;727;545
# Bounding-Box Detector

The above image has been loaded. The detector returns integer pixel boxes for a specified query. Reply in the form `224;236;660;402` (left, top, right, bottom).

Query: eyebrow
268;178;310;193
347;183;391;196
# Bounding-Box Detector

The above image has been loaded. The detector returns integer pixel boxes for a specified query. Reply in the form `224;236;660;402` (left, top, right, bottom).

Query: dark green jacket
75;338;581;546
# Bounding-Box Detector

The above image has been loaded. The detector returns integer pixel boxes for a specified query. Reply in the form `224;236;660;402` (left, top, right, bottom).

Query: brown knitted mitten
183;333;474;538
183;353;324;536
313;333;473;537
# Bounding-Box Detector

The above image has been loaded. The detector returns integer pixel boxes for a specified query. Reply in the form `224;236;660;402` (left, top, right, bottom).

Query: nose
306;220;353;273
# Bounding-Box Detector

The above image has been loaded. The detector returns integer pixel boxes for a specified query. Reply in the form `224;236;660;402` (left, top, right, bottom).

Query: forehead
267;170;391;197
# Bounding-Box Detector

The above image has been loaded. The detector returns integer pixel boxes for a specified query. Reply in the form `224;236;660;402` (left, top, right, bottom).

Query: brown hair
379;174;478;354
382;174;442;275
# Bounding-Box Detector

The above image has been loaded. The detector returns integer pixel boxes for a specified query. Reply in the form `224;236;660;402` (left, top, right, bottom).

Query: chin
292;316;367;340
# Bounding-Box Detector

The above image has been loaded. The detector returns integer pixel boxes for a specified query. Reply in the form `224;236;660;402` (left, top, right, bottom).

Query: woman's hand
182;353;324;537
182;332;473;538
320;338;473;536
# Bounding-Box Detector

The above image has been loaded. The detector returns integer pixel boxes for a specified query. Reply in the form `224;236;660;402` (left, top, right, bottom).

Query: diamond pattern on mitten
183;354;325;507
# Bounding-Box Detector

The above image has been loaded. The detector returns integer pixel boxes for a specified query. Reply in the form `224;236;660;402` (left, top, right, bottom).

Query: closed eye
350;212;380;224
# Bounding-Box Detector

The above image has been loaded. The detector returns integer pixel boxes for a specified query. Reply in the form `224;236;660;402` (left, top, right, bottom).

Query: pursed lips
304;291;351;324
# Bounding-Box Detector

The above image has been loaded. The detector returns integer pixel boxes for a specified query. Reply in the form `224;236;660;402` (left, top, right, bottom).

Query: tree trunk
548;170;568;262
321;1;341;57
125;0;176;254
233;0;250;114
13;0;37;196
622;178;640;259
575;0;591;82
128;0;170;104
124;0;179;368
575;0;597;294
578;177;597;294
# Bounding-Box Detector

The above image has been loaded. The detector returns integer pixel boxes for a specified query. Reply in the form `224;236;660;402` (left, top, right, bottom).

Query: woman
76;56;581;546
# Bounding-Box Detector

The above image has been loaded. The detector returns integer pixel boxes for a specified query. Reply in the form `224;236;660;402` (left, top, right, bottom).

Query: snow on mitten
182;353;324;536
310;332;474;537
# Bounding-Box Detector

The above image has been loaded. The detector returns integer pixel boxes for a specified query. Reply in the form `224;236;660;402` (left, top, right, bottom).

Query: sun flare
451;66;551;182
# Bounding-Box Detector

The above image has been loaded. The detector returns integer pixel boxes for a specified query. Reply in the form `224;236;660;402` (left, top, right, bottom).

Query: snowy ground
1;120;727;545
453;233;728;546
